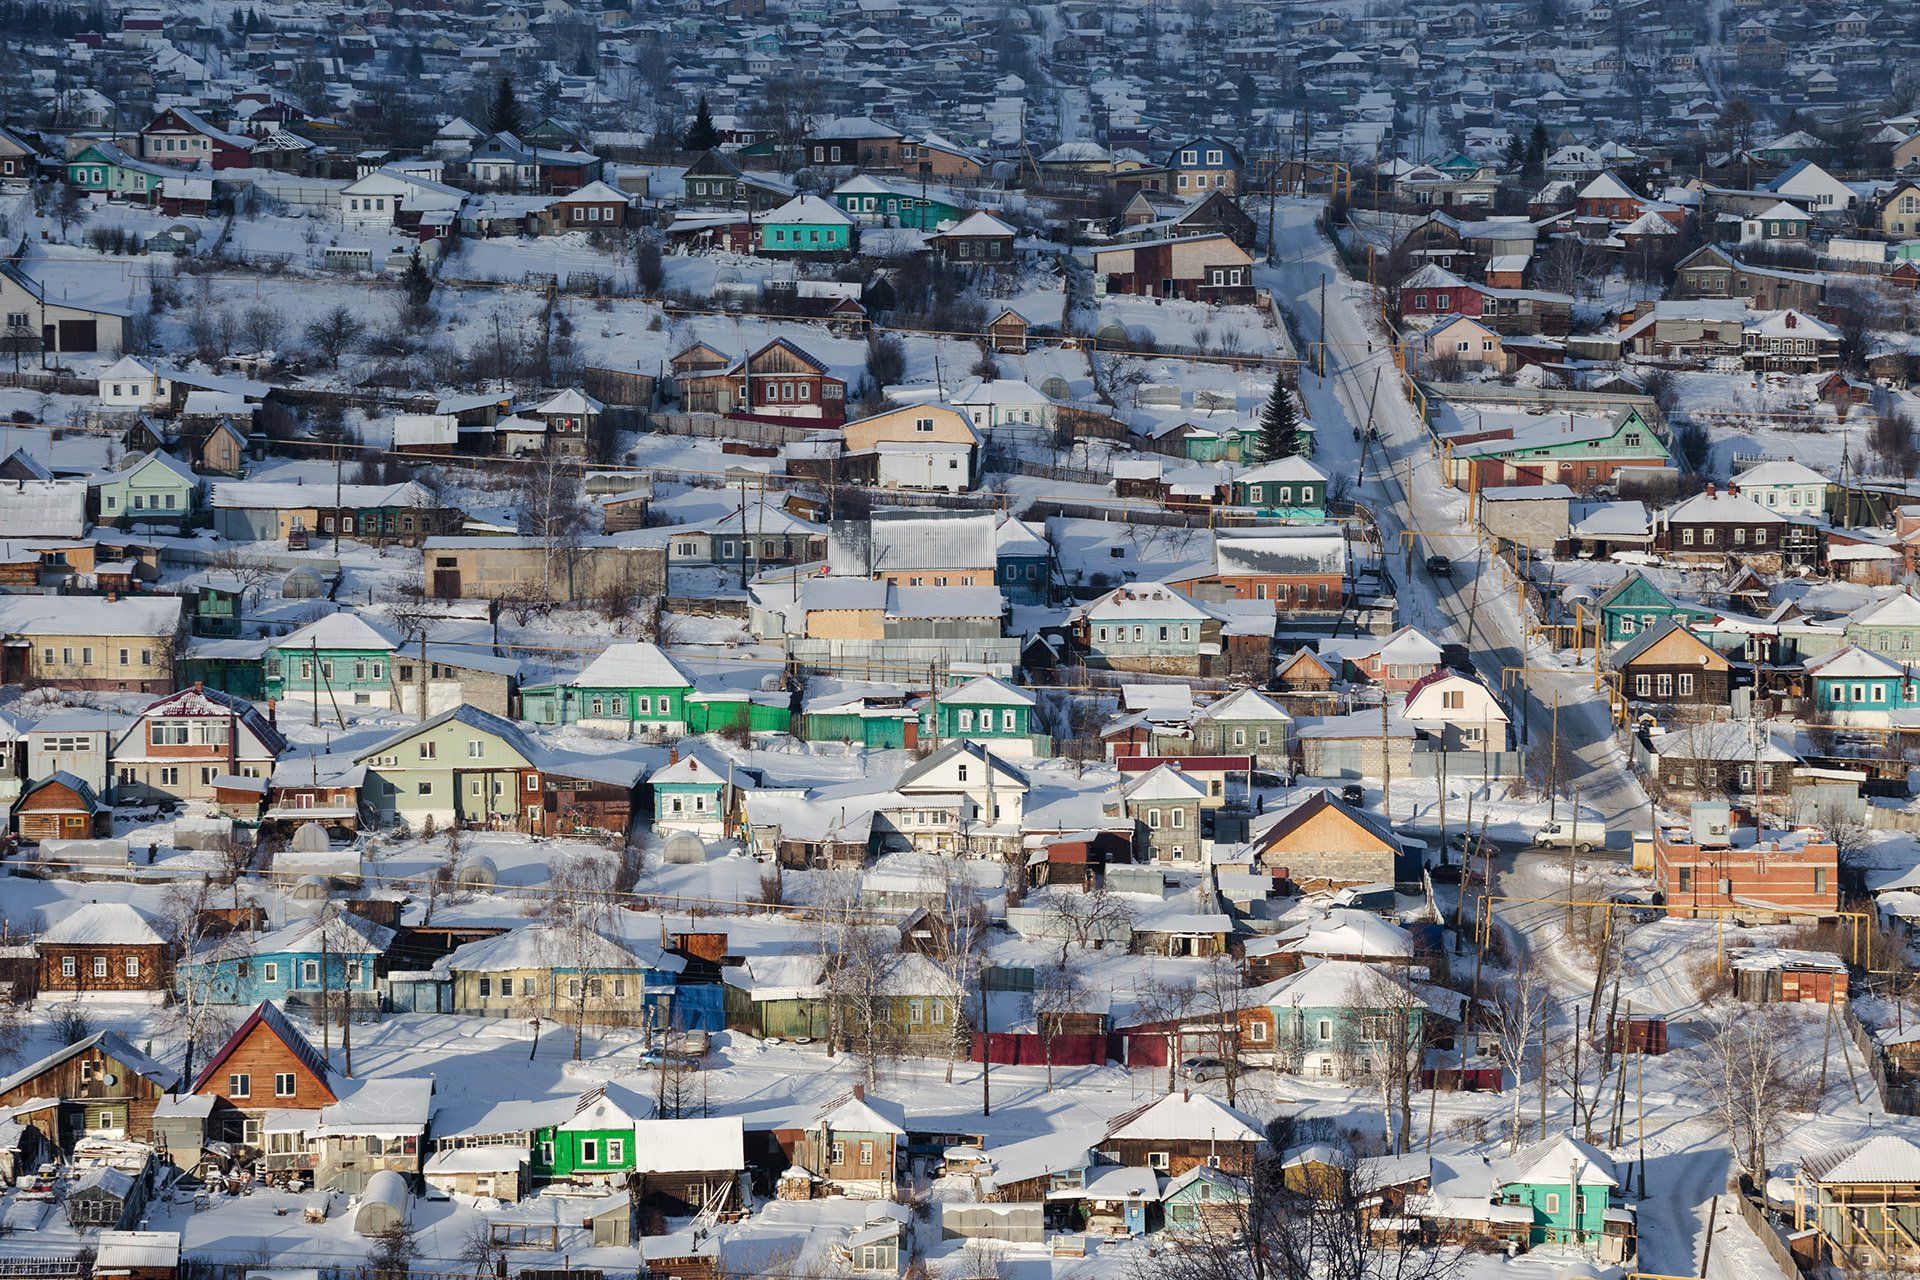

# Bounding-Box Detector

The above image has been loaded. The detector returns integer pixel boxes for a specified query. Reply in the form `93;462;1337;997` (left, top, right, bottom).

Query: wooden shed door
56;319;98;352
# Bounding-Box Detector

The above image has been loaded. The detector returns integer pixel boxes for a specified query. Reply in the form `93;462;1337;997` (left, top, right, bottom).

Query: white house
1401;669;1510;750
339;167;467;229
874;440;973;493
944;378;1057;439
97;354;174;411
1766;160;1859;212
1734;459;1828;517
895;739;1029;835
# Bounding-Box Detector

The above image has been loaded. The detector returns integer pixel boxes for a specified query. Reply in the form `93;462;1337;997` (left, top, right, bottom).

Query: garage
56;318;99;352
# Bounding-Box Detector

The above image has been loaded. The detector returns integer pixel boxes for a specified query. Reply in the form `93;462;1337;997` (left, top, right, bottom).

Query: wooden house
1795;1136;1920;1272
36;903;169;1000
1606;621;1733;711
1730;947;1849;1004
15;771;110;842
190;1001;341;1148
0;1032;179;1150
1090;233;1254;303
775;1088;907;1199
1248;789;1408;889
987;308;1031;354
1100;1092;1264;1176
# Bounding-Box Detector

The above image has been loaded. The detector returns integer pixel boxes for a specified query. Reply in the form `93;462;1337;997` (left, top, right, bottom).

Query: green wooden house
532;1086;648;1182
1806;645;1920;722
1191;686;1292;768
265;613;402;707
95;450;200;526
1162;1166;1252;1235
1494;1135;1624;1249
723;954;833;1041
66;142;172;202
831;175;966;230
1594;571;1713;647
1181;422;1260;464
757;195;856;255
520;642;697;734
1231;456;1328;520
918;675;1046;757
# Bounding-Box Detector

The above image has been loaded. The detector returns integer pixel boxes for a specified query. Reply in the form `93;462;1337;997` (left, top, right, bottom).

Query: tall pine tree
683;95;720;152
1257;373;1301;461
488;75;522;137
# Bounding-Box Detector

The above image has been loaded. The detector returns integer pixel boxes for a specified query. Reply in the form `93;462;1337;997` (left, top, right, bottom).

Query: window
93;957;108;978
275;1072;296;1097
420;740;437;760
1170;808;1185;829
124;956;140;978
1544;1193;1561;1215
1317;1018;1333;1041
230;1073;251;1098
859;1140;875;1165
62;956;75;978
608;1138;625;1163
263;961;278;983
1148;1150;1171;1170
479;977;492;997
581;1138;599;1164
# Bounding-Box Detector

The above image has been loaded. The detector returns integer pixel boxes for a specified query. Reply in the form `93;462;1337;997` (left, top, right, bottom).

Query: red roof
191;1001;336;1101
1115;754;1254;774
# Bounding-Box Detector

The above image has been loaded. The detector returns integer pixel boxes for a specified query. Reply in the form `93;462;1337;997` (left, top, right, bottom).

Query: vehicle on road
1339;783;1367;807
1533;819;1606;852
1425;555;1453;577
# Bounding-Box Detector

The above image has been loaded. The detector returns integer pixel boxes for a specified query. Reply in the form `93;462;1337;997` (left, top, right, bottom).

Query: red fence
970;1032;1107;1067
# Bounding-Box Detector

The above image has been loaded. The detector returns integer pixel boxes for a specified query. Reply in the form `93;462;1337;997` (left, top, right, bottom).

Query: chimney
1705;482;1716;498
668;747;679;765
1727;482;1738;497
193;681;203;694
851;1083;865;1101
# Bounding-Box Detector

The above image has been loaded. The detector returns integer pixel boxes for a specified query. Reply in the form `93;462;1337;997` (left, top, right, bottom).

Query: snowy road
1257;201;1646;840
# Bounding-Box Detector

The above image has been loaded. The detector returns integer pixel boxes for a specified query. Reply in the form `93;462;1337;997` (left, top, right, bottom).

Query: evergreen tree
683;95;720;152
1524;120;1549;180
487;75;522;137
401;250;434;312
1257;374;1301;461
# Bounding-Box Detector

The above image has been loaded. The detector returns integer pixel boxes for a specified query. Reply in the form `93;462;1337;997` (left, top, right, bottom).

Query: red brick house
1651;821;1838;919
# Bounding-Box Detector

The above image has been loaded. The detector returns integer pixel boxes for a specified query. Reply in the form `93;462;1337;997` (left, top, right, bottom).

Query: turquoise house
757;194;856;255
1231;457;1328;520
1495;1135;1624;1250
520;642;697;734
1806;646;1920;724
95;450;201;526
176;911;392;1008
802;691;916;749
1256;959;1430;1079
66;141;174;202
831;175;966;230
1162;1166;1250;1235
264;612;403;707
651;750;749;837
1074;584;1217;671
1595;571;1713;647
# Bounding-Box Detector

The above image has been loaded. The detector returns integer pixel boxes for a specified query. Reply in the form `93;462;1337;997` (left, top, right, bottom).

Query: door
431;563;462;599
56;319;98;352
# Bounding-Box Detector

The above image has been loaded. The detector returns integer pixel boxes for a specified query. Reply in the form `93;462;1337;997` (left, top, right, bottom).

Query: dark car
1339;783;1367;806
1426;555;1454;577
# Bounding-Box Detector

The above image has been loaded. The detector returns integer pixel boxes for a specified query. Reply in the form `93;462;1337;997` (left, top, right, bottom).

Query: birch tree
1484;959;1557;1152
1695;1004;1811;1180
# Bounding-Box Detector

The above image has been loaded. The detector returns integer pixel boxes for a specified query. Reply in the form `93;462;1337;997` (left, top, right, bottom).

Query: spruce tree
1258;374;1301;461
488;75;522;137
684;95;720;152
401;250;433;312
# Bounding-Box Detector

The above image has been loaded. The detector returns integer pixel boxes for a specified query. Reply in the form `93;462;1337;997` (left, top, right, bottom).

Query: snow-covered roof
41;901;166;946
568;641;695;690
275;611;402;653
1105;1092;1263;1145
1804;1135;1920;1185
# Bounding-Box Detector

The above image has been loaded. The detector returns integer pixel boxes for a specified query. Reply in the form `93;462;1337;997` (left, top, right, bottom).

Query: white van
1533;819;1605;852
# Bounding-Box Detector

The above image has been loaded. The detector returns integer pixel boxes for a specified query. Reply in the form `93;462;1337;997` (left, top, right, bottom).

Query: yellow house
0;596;182;693
842;403;980;454
1879;182;1920;237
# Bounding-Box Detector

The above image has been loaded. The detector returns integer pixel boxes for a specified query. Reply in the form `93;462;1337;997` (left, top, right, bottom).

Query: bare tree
1484;960;1557;1152
1354;968;1428;1155
1130;1137;1464;1280
304;306;363;370
1050;885;1136;959
1694;1003;1812;1180
1030;957;1085;1089
516;453;590;602
1194;952;1251;1107
544;852;627;1060
160;877;247;1089
828;924;906;1092
920;859;988;1084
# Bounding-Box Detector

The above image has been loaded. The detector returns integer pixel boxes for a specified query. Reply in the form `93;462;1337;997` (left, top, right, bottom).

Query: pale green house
355;703;545;830
95;450;200;526
66;142;174;202
1494;1135;1626;1252
519;642;697;733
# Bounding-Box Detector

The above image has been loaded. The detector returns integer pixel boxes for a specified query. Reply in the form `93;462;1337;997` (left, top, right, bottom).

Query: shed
351;1169;410;1236
94;1229;182;1280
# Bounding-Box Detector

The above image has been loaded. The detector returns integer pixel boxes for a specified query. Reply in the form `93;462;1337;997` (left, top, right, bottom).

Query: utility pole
311;638;321;728
1547;691;1560;824
978;967;991;1117
417;632;428;723
332;442;342;556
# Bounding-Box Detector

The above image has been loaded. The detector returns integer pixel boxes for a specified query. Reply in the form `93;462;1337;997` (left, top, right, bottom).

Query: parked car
1339;783;1367;807
1426;555;1454;577
642;1030;712;1066
1179;1055;1228;1082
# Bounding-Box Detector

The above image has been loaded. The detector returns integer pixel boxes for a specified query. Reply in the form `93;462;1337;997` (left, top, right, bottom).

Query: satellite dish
291;823;330;853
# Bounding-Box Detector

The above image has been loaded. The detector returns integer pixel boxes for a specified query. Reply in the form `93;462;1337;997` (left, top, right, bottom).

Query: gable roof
0;1030;178;1098
896;738;1031;792
354;703;541;768
191;1001;336;1099
1803;1135;1920;1185
1105;1091;1263;1145
1252;788;1402;856
1607;618;1723;670
41;901;165;946
569;642;696;690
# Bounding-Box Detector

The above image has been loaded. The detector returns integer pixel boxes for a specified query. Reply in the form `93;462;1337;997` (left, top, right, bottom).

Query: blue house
176;909;393;1009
